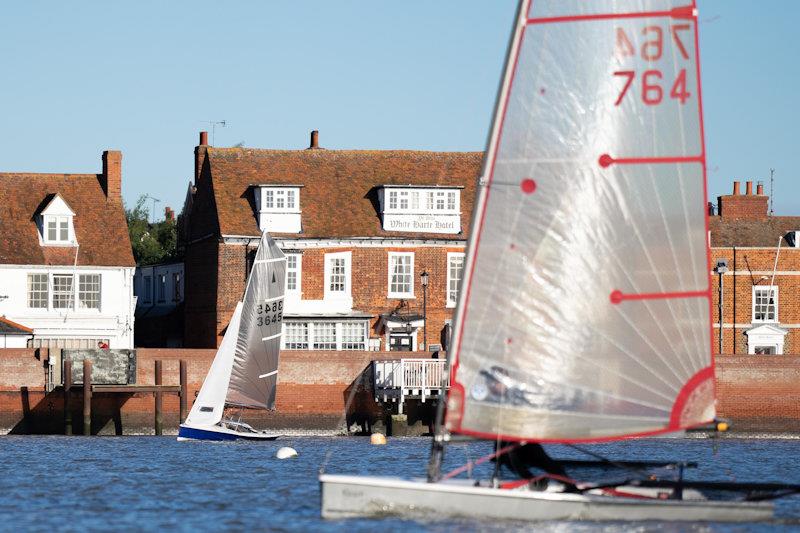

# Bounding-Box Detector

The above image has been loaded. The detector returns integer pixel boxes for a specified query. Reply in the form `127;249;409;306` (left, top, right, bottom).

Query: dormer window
253;184;302;233
379;185;462;234
38;194;77;246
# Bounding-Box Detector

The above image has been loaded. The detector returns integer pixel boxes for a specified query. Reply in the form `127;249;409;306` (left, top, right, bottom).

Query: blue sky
0;1;797;218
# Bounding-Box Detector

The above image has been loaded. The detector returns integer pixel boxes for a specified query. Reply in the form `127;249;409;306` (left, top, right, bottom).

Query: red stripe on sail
610;289;710;304
599;153;703;168
526;6;695;26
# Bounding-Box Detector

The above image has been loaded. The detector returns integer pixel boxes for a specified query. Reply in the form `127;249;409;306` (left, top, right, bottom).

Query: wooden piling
154;360;163;436
83;359;92;436
63;360;72;435
179;360;188;423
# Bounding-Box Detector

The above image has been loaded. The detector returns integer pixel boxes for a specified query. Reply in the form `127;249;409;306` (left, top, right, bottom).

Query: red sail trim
526;5;695;26
610;289;710;304
598;154;703;168
668;365;714;429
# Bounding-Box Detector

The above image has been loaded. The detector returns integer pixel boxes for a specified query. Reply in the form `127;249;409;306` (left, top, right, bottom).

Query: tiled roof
0;316;33;335
0;173;134;266
709;216;800;247
204;148;483;239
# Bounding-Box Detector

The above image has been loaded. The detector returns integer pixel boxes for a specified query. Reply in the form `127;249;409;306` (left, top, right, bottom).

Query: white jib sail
185;302;243;427
446;0;714;442
226;232;286;409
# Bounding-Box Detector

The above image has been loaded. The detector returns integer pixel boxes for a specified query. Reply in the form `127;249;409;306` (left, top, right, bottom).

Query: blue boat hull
178;424;279;441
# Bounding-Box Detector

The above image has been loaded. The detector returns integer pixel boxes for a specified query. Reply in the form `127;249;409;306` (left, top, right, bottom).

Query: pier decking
373;358;449;414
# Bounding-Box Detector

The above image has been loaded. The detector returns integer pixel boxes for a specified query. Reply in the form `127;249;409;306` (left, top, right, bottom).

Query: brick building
181;131;481;351
711;180;800;355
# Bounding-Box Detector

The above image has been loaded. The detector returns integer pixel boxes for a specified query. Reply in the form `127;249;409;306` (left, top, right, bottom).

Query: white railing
373;358;449;413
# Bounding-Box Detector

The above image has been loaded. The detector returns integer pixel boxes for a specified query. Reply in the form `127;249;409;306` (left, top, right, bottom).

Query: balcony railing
373;358;449;413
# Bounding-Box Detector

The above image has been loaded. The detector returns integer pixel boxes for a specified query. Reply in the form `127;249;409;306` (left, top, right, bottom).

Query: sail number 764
613;24;692;106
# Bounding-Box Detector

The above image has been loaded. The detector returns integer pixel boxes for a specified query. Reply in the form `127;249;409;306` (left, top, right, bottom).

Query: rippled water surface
1;436;800;531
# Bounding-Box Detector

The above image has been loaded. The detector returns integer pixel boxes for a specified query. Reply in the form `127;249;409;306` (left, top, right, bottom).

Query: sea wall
0;348;387;435
3;349;800;434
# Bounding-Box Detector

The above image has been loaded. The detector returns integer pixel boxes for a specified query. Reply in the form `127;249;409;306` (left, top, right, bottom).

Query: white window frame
43;214;74;245
446;252;465;308
52;274;74;310
27;273;49;309
282;320;368;351
78;273;101;310
324;251;351;300
752;286;778;323
388;252;415;298
383;187;460;215
259;187;301;213
285;253;302;295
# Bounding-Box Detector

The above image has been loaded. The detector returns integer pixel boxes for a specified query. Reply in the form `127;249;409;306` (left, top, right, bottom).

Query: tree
125;195;178;265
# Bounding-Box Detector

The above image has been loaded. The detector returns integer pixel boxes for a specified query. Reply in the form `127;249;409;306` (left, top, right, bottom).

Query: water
1;436;800;531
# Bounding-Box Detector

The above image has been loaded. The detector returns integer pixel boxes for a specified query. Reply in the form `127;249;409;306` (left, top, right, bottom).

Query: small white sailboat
178;231;285;441
320;0;799;522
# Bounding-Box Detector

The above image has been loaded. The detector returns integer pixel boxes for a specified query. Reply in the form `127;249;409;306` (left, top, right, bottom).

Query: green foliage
125;195;178;266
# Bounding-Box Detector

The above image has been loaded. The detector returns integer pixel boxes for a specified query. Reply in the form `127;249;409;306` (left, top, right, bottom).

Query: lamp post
421;271;429;351
714;259;728;355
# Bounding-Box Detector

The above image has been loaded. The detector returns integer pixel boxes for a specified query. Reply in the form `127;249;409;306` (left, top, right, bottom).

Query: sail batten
446;0;714;442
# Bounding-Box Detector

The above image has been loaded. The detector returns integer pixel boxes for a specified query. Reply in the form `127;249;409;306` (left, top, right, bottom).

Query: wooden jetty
62;359;188;436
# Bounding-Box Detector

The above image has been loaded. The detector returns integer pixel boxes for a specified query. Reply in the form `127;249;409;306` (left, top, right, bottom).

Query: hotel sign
383;213;460;234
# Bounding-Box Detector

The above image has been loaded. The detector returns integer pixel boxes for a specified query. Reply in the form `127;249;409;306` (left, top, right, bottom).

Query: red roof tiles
202;148;483;239
0;173;134;267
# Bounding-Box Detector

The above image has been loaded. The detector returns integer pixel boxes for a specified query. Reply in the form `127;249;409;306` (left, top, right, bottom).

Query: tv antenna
142;194;161;223
769;168;775;216
202;120;227;145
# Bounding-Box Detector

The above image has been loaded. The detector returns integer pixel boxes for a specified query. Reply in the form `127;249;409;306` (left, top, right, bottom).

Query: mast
427;0;531;482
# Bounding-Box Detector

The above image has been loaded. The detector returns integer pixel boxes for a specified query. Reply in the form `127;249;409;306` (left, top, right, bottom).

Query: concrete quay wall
2;349;800;434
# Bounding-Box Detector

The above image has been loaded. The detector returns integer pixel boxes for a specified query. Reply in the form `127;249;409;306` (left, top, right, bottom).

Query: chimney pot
757;183;764;195
746;181;753;195
733;181;740;195
199;131;209;146
310;130;319;149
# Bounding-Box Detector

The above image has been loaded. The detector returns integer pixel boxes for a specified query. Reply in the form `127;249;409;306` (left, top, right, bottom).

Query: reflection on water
1;436;799;531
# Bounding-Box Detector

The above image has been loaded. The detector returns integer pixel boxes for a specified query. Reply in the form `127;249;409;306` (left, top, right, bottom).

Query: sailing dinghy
320;0;800;522
178;232;285;441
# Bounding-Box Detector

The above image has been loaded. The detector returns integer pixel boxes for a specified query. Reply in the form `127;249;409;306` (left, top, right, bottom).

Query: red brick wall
0;349;48;390
716;356;800;431
183;238;219;348
213;243;465;349
711;247;800;355
717;193;768;220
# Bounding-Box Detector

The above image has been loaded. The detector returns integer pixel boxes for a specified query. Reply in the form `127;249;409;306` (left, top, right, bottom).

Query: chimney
164;206;174;222
309;130;319;149
718;180;768;221
757;182;764;195
101;150;122;204
195;131;209;182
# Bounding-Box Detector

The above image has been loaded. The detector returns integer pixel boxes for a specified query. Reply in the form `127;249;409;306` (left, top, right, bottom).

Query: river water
1;435;799;531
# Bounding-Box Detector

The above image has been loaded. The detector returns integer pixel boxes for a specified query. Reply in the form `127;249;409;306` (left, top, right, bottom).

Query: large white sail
227;232;286;409
446;0;714;441
185;302;243;426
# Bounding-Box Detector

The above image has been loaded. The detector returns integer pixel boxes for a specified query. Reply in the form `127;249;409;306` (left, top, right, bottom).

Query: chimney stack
746;181;753;195
757;182;764;195
199;131;209;146
164;206;174;222
732;181;740;195
310;130;319;149
718;180;768;220
101;150;122;204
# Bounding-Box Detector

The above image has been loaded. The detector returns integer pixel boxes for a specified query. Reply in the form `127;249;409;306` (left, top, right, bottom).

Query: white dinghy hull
319;474;773;523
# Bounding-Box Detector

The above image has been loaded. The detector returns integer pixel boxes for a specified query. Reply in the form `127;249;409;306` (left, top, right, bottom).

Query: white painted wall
0;264;135;349
0;334;31;348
